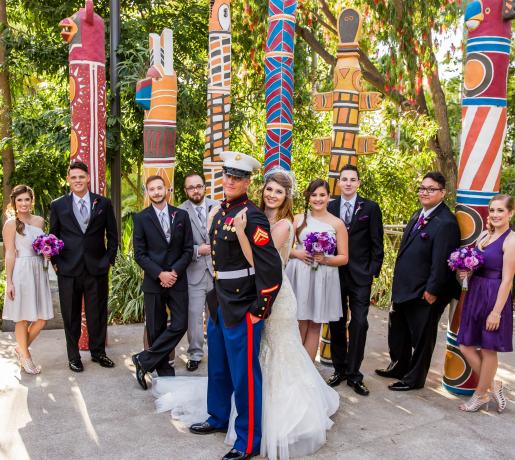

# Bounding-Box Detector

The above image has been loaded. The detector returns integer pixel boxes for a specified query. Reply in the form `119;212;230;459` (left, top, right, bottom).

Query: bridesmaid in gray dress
287;179;348;361
2;185;53;374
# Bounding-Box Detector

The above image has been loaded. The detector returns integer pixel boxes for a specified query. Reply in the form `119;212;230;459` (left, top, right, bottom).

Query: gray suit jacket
179;198;218;285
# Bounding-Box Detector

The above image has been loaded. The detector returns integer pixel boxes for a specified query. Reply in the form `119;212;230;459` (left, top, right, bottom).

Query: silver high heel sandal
493;381;507;413
459;393;490;412
20;356;41;375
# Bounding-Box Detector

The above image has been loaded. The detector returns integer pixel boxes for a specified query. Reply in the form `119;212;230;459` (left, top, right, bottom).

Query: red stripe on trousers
246;313;254;455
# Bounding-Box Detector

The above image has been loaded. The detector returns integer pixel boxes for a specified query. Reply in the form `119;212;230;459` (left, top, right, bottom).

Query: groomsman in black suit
50;160;118;372
131;175;193;389
327;165;384;395
376;172;460;391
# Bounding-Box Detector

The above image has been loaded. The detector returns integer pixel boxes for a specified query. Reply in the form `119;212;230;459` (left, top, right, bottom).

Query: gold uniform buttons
236;288;240;293
212;251;215;256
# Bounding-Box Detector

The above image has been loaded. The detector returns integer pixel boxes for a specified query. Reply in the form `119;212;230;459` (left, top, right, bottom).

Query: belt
215;267;255;280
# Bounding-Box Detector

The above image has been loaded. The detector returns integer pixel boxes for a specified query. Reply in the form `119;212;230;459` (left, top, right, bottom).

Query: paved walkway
1;307;514;460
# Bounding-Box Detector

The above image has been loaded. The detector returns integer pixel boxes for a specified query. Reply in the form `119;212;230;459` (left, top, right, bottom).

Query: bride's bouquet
447;246;484;291
32;234;64;270
304;231;337;270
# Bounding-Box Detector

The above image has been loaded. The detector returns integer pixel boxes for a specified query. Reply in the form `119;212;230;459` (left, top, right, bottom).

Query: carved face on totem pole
210;0;231;31
59;0;105;63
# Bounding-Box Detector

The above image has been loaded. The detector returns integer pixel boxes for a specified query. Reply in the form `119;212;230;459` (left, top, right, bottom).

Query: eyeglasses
418;187;443;194
185;185;205;192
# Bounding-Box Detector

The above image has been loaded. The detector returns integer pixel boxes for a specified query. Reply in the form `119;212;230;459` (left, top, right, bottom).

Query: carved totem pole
443;0;514;395
313;8;381;198
315;8;381;364
264;0;297;173
59;0;106;350
135;29;177;205
204;0;232;200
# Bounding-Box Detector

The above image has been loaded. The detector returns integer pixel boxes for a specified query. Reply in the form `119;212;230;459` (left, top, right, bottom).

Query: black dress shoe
189;421;227;435
69;359;84;372
327;372;347;387
186;360;200;372
92;354;115;368
348;380;370;396
131;354;148;390
375;368;404;379
222;448;257;460
388;381;421;391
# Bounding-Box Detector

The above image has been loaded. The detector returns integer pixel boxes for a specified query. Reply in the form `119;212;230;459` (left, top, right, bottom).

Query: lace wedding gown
153;219;339;459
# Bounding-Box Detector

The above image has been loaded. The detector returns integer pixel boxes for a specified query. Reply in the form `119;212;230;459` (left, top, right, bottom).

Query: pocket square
420;232;430;240
358;215;369;222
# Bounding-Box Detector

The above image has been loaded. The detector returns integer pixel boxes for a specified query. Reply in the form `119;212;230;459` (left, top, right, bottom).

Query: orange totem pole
135;29;177;205
313;8;381;198
204;0;231;200
59;0;106;350
315;8;381;364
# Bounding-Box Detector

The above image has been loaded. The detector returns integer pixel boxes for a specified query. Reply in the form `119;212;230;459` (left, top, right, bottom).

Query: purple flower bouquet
304;231;337;270
32;234;64;270
447;246;484;291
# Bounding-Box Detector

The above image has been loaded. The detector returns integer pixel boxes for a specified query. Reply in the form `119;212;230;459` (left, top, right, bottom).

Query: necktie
343;201;352;226
412;213;425;234
196;206;205;230
79;198;89;226
160;210;171;241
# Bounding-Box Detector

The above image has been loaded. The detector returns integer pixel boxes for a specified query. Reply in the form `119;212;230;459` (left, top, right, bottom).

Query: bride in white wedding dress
153;170;339;459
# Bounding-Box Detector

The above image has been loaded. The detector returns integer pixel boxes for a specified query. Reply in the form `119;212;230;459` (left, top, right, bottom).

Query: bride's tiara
263;166;296;196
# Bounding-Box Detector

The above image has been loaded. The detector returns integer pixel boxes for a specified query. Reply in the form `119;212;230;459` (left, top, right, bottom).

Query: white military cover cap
220;151;261;177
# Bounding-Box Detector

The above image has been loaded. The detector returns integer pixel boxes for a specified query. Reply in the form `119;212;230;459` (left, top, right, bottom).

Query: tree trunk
0;0;14;225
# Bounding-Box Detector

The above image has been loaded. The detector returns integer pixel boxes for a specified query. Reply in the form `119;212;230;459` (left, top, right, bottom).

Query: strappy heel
459;393;490;412
20;356;41;375
493;380;507;413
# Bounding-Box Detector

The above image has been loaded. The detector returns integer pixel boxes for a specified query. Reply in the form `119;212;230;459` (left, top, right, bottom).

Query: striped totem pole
135;29;177;205
443;0;514;395
315;8;381;364
264;0;297;173
204;0;232;200
313;8;381;198
59;0;106;350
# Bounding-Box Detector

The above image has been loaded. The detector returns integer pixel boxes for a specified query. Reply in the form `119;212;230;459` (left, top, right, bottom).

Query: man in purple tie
375;172;460;391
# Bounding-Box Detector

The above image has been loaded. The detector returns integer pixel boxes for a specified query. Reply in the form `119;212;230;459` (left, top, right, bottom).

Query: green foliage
107;217;144;324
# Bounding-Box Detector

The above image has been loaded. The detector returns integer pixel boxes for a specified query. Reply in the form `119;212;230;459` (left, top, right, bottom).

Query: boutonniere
171;211;177;224
91;198;100;212
419;217;430;230
354;202;363;216
358;214;369;222
420;232;430;240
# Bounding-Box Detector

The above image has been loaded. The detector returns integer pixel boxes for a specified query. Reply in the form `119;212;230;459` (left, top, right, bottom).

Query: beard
149;195;167;206
188;193;204;205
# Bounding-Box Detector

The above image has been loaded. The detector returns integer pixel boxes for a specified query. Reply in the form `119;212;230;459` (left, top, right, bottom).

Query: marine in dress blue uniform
190;152;283;460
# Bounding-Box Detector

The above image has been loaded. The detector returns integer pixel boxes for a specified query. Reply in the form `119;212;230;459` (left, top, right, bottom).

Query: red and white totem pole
443;0;514;395
59;0;106;350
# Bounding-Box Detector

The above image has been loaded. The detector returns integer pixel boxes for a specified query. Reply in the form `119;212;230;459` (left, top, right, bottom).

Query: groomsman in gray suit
179;172;219;371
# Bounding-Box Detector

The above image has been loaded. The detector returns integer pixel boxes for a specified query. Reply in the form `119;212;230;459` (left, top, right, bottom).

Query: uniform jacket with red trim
208;194;283;326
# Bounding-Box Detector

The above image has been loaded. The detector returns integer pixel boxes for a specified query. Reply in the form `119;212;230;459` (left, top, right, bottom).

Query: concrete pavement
1;307;514;460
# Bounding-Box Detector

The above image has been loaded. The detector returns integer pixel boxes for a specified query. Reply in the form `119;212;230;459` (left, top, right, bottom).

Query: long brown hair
295;179;330;242
7;184;35;235
260;171;294;224
478;194;514;249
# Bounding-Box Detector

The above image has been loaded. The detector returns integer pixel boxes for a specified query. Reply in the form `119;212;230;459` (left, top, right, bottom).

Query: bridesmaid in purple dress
457;194;514;413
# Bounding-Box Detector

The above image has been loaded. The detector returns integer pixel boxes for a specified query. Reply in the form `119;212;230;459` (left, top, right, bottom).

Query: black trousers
387;298;448;388
138;289;188;375
329;272;372;383
57;271;108;362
